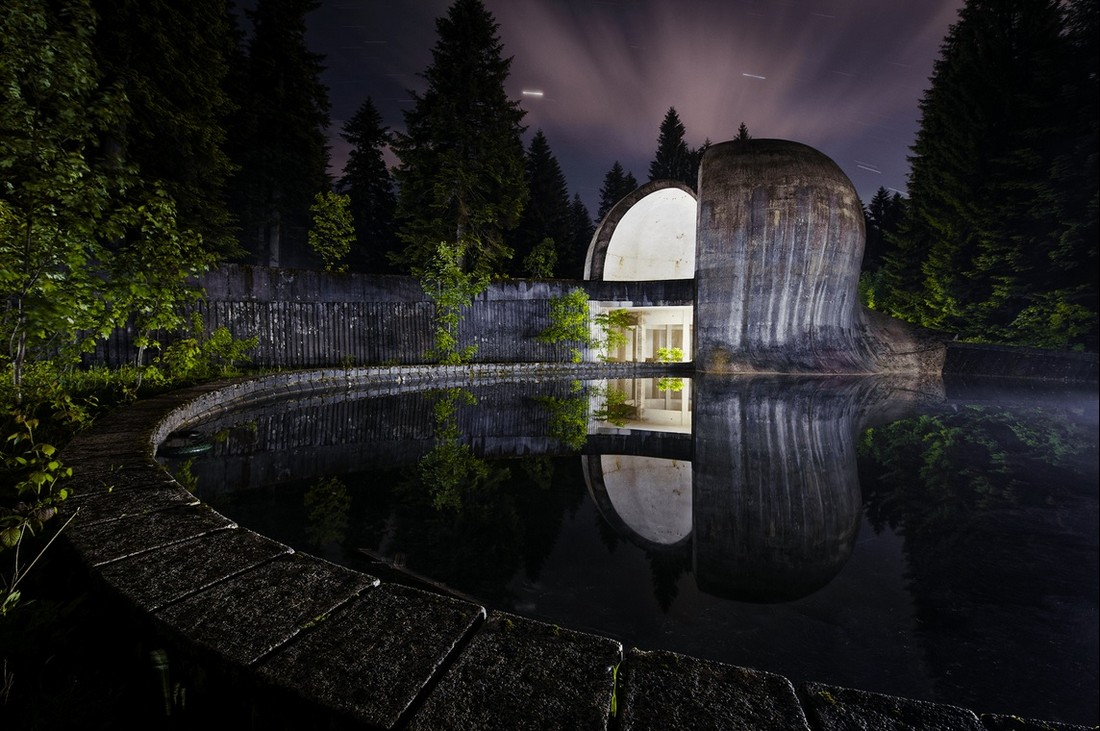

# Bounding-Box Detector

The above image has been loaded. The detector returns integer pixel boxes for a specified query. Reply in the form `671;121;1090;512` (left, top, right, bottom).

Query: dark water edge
161;376;1099;727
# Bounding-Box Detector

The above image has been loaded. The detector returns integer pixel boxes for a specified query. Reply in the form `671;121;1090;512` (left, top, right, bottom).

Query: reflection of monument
583;376;927;603
691;375;872;602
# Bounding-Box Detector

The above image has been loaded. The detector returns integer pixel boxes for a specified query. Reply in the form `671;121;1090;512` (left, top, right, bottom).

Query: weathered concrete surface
800;681;986;731
95;528;291;611
154;553;377;666
408;611;622;731
618;648;812;730
945;342;1099;382
257;583;483;729
694;139;947;375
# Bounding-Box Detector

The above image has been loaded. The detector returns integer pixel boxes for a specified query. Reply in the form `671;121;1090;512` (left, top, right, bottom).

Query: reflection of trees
536;380;589;451
648;550;691;613
417;388;490;511
857;405;1098;715
375;388;589;605
304;476;350;548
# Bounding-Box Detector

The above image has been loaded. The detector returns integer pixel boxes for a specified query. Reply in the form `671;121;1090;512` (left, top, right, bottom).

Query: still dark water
158;374;1099;727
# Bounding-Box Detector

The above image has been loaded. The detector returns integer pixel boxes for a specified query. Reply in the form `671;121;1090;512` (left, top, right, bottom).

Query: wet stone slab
408;611;622;731
154;552;377;667
257;582;484;729
65;504;237;566
62;472;199;526
618;648;812;731
981;714;1098;731
95;528;292;612
800;681;986;731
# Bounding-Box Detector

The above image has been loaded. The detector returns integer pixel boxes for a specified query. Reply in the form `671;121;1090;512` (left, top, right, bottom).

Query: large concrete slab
65;504;237;566
800;681;985;731
257;582;484;729
154;552;377;667
981;714;1098;731
618;648;811;731
95;528;291;611
408;611;622;731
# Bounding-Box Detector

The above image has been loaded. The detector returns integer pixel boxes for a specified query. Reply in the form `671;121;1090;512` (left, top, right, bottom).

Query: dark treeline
2;0;1096;358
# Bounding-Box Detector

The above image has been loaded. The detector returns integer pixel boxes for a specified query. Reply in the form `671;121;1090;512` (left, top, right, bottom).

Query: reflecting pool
158;374;1099;727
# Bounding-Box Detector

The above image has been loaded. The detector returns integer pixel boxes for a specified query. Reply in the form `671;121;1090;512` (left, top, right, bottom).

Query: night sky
303;0;967;214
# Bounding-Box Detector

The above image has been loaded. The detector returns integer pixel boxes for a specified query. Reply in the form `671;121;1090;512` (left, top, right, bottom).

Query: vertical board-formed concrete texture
694;139;948;374
695;139;871;373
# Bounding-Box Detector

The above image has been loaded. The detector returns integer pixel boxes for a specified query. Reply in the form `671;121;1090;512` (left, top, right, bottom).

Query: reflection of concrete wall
691;375;871;602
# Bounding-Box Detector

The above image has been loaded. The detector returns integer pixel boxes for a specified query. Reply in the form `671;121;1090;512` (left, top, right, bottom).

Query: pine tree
92;0;239;259
879;0;1096;348
339;97;397;273
563;194;595;279
597;162;639;222
392;0;527;278
735;122;751;141
863;187;906;274
648;107;694;187
512;130;572;277
227;0;331;268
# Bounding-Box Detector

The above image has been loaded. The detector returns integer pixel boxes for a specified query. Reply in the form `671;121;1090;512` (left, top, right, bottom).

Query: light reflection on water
158;374;1099;727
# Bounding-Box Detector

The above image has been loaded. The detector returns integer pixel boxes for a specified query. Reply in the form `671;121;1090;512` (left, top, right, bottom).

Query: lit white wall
603;188;697;280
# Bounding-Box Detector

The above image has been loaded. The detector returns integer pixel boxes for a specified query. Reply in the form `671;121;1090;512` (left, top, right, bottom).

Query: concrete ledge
59;364;1097;730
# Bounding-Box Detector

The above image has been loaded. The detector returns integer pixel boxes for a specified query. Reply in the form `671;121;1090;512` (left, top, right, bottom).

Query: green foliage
418;389;489;511
593;387;634;427
416;241;488;365
874;0;1098;349
536;381;589;451
594;309;634;361
522;237;558;279
112;187;215;378
656;377;684;392
227;0;332;266
147;313;258;385
308;191;355;273
656;347;683;363
392;0;527;278
1;415;74;615
92;0;240;260
0;0;127;398
539;288;591;362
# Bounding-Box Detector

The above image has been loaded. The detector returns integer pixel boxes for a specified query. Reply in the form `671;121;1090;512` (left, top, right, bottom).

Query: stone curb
59;365;1096;730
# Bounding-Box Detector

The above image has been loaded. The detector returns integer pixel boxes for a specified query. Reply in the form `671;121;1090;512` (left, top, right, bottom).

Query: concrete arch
584;180;697;281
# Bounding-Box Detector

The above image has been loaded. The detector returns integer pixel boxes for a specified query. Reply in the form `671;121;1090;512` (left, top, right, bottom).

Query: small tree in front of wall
416;241;487;365
538;287;591;362
308;191;355;273
594;309;635;361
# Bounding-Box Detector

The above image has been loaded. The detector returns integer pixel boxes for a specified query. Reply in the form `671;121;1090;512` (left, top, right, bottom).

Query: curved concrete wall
694;139;875;373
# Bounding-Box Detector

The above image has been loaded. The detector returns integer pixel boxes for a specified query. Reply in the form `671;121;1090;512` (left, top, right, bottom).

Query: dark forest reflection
157;374;1098;725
